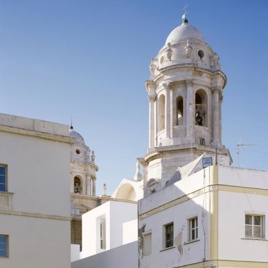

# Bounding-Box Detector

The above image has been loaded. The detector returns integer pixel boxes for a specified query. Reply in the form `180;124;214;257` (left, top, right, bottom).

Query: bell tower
141;14;232;184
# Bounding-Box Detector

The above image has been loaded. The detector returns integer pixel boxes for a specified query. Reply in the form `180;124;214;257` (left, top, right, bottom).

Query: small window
199;138;205;146
0;165;7;192
198;50;204;60
0;235;8;258
100;219;106;249
189;217;198;242
76;149;80;155
74;177;82;194
142;232;152;255
164;223;173;248
245;215;264;239
176;96;183;125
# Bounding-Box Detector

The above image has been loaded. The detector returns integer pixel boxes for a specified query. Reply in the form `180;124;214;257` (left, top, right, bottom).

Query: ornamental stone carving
211;52;221;70
91;150;95;163
145;81;156;102
165;43;173;61
185;39;192;58
162;82;171;90
149;58;156;79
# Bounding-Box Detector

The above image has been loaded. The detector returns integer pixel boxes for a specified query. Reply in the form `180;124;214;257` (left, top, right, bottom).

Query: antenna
236;139;256;166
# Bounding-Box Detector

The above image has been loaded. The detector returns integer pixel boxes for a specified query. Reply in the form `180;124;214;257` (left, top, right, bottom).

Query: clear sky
0;0;267;195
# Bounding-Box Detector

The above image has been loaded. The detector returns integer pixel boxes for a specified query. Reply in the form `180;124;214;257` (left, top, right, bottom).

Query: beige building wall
0;113;72;268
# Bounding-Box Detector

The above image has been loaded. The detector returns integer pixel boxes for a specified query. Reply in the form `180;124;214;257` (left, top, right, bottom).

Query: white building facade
0;113;72;268
139;165;268;268
138;13;268;268
80;200;137;259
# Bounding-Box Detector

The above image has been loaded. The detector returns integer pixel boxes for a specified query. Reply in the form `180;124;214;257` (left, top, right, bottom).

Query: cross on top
182;1;189;22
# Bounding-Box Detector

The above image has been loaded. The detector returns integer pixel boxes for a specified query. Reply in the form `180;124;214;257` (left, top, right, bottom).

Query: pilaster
212;86;220;146
145;81;156;148
186;80;194;138
163;82;171;139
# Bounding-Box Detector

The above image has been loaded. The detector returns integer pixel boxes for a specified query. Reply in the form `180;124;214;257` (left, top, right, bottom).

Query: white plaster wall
218;191;268;262
139;166;214;268
123;219;138;244
217;166;268;262
0;131;71;216
81;201;110;258
218;166;268;190
0;116;72;268
72;241;138;268
0;214;70;268
109;201;137;249
140;166;212;214
140;193;210;268
81;201;137;258
71;244;80;262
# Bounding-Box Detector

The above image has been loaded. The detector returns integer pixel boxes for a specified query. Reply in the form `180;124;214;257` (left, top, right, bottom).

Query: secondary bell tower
141;13;232;182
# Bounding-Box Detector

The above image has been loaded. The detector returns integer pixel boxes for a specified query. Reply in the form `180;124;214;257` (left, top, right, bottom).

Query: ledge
160;246;175;252
0;192;13;210
184;239;200;245
241;237;268;241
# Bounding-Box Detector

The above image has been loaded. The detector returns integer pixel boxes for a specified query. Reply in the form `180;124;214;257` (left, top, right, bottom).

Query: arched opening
74;176;82;194
176;96;183;125
158;95;165;131
195;90;207;126
114;184;137;201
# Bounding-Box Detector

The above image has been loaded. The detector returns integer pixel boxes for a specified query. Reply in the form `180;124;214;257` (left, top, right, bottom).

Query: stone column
212;86;220;146
163;83;171;139
186;80;194;138
219;91;223;144
170;88;174;137
145;81;156;148
86;175;91;195
92;178;96;196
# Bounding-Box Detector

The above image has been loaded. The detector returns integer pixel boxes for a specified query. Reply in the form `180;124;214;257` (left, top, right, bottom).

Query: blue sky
0;1;267;195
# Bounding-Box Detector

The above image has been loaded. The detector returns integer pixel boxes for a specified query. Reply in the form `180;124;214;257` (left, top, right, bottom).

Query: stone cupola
69;126;98;196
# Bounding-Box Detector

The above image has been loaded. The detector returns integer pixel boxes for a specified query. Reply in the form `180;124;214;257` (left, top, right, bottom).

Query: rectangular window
245;215;264;239
189;217;198;241
100;219;106;249
199;137;205;146
142;232;152;255
0;235;8;257
0;165;6;192
165;223;173;248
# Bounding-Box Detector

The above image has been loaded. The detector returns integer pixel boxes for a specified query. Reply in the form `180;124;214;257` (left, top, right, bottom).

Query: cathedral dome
69;126;85;145
165;21;205;45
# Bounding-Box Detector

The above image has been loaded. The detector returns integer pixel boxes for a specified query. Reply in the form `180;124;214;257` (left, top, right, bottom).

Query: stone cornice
156;64;227;88
70;161;99;171
143;143;231;163
0;209;71;221
0;125;74;144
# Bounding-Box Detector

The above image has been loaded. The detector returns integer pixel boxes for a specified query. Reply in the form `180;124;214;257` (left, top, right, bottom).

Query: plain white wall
0;116;72;268
72;241;138;268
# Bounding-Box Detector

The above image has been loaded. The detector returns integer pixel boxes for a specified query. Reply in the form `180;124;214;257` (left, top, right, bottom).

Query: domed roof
165;21;205;45
69;126;85;145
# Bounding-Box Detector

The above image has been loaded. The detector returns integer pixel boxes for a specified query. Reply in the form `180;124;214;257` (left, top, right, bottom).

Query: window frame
164;222;174;249
188;217;198;242
142;231;152;256
0;165;7;192
245;214;265;239
99;218;106;250
0;235;8;258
